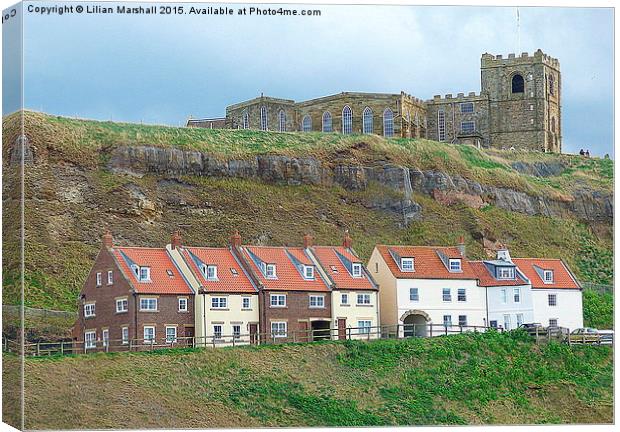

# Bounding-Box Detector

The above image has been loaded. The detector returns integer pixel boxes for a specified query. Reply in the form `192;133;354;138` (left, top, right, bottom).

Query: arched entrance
401;310;431;338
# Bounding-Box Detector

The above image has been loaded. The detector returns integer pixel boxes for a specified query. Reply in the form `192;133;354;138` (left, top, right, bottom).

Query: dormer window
138;267;151;282
401;258;414;272
497;267;515;280
543;270;554;283
202;265;217;280
351;263;363;278
303;265;314;280
449;259;462;272
264;263;277;279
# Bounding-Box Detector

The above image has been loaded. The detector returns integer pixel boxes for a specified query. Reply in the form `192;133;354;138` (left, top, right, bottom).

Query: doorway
311;320;331;341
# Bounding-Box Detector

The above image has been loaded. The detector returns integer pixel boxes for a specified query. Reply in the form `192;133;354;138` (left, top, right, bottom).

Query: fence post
36;342;40;356
61;341;64;355
460;325;463;334
535;327;539;344
430;324;433;338
548;328;551;343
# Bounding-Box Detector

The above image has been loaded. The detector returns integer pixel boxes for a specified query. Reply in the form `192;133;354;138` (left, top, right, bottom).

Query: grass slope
9;332;612;429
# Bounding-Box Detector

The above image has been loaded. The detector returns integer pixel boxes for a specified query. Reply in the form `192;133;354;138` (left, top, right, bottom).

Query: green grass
15;332;613;429
583;290;614;329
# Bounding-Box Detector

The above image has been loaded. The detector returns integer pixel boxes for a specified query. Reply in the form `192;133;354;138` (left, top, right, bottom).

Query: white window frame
449;259;462;272
213;325;223;340
457;288;467;302
107;270;113;285
242;297;251;309
357;293;371;305
211;297;228;309
322;111;332;132
279;110;287;132
548;294;557;307
96;272;102;287
178;297;188;312
264;263;277;279
302;114;312;132
549;318;558;327
270;294;286;308
400;258;414;272
460;102;474;113
233;324;241;339
516;314;524;328
260;105;268;131
460;121;475;134
121;326;129;345
271;321;287;338
242;110;249;129
342;105;352;134
309;295;325;308
503;314;511;330
443;315;452;327
203;265;217;280
442;288;452;302
543;270;554;283
139;298;157;311
351;263;363;278
341;293;349;305
513;288;521;303
303;265;315;280
102;329;109;347
165;326;177;343
143;326;155;344
497;267;515;280
383;108;394;137
115;298;128;313
409;287;419;302
437;110;446;141
139;267;151;282
85;331;96;349
84;302;96;318
358;320;372;334
500;288;507;304
362;107;373;134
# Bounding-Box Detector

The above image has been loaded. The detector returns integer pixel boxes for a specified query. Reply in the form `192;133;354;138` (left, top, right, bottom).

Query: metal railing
580;281;613;295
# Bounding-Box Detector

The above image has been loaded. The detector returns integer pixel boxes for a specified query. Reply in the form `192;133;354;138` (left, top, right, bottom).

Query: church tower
481;49;561;152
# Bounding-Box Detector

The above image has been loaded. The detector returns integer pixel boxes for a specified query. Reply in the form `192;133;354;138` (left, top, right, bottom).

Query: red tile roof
241;246;330;292
181;247;256;293
469;261;528;287
512;258;580;289
112;247;193;294
312;246;375;290
375;245;477;280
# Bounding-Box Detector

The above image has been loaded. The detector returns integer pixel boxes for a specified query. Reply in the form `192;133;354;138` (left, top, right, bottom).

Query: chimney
303;233;313;249
171;230;182;250
457;236;466;257
343;230;353;249
497;247;512;262
230;230;242;248
102;230;113;249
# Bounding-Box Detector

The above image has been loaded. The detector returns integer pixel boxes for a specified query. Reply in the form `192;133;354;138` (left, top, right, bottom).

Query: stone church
188;50;561;153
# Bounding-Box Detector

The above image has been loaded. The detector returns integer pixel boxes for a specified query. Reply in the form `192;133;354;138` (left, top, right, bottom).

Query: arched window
437;110;446;141
322;111;332;132
548;74;555;96
278;110;286;132
511;74;525;93
242;110;249;129
260;106;268;131
302;115;312;132
383;108;394;138
342;105;352;134
406;111;411;138
362;107;373;134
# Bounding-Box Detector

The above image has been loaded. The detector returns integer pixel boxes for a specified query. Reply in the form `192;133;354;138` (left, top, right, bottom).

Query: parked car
518;323;545;336
569;328;603;344
598;329;614;345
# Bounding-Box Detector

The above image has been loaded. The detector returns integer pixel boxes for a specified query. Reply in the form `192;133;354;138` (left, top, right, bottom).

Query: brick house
73;231;195;351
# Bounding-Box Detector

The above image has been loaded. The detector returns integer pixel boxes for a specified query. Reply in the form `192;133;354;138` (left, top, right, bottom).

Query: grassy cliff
5;332;612;429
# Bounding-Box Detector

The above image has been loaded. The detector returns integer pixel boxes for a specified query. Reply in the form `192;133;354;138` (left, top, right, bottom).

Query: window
357;293;371;305
383;108;394;137
166;326;177;343
140;298;157;311
490;320;498;328
102;329;109;347
497;267;515;279
460;121;475;134
85;331;96;349
342;105;352;134
233;324;241;339
278;110;287;132
516;314;524;328
264;263;277;278
457;288;467;302
260;106;268;131
271;321;287;338
230;268;239;276
549;318;558;327
143;326;155;344
543;270;554;283
309;295;325;308
548;294;557;307
513;288;521;303
203;265;217;280
139;267;151;282
351;263;362;277
501;288;507;304
302;115;312;132
548;74;555;95
503;314;511;330
242;110;249;129
322;111;332;132
449;259;462;272
115;298;128;313
96;272;102;286
242;297;251;309
437;110;446;141
460;102;474;113
443;315;452;327
341;293;349;305
358;320;372;334
121;326;129;345
178;297;188;312
362;107;373;134
213;325;222;340
211;297;228;309
458;315;467;326
400;258;414;272
107;270;113;285
512;74;525;93
442;288;452;302
551;117;556;133
84;303;96;318
270;294;286;307
303;265;314;280
409;288;419;302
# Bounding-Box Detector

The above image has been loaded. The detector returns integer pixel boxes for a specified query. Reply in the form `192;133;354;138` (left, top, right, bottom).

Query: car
518;323;546;336
569;327;603;344
598;329;614;345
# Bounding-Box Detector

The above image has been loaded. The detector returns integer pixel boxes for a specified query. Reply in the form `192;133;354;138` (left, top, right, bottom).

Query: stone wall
225;96;297;132
426;93;490;147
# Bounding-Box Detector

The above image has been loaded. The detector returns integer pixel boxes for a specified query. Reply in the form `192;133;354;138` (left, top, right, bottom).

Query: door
337;318;347;340
184;326;195;347
249;323;258;345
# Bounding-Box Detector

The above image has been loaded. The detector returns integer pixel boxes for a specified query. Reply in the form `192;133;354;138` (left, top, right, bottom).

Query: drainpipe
201;288;207;347
133;291;138;341
485;286;489;327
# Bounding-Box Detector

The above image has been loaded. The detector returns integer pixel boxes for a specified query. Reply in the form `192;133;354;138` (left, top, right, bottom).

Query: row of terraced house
73;230;583;350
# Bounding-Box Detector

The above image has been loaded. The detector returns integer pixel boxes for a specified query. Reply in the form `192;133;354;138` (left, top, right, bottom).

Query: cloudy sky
3;2;614;156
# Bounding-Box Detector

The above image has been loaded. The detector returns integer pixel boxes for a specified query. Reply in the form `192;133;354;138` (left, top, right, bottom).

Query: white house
469;249;534;331
368;242;485;337
512;258;583;330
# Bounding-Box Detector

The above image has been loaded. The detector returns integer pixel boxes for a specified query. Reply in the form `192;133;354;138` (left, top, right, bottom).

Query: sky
3;2;615;156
